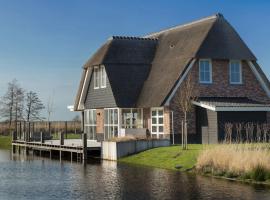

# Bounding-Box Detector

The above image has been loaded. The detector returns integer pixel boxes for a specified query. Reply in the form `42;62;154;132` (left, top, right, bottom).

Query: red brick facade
169;59;270;136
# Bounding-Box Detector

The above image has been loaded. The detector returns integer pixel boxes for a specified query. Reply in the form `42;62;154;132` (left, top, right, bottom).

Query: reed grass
196;143;270;182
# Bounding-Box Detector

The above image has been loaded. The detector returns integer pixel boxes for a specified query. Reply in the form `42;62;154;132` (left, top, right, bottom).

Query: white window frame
93;66;100;89
100;65;106;88
121;108;143;129
199;59;212;84
151;107;164;138
104;108;119;140
84;109;97;140
229;60;242;84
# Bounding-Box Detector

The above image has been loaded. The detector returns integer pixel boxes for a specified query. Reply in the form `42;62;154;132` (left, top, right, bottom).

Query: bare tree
0;79;24;133
72;115;81;122
176;76;197;150
25;91;45;122
46;95;54;124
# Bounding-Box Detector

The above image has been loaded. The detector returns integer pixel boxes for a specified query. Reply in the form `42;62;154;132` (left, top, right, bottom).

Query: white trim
165;59;196;105
191;101;216;111
199;59;212;84
78;69;90;110
247;61;270;98
151;107;164;138
229;60;242;84
216;107;270;112
192;101;270;111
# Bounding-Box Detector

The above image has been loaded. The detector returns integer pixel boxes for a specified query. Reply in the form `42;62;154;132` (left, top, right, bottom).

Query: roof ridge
109;36;158;41
144;13;221;38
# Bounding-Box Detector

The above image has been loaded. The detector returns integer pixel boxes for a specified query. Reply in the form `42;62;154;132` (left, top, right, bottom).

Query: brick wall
170;59;270;136
96;109;104;134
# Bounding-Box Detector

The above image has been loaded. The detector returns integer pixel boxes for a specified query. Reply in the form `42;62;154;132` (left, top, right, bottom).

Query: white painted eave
192;101;270;112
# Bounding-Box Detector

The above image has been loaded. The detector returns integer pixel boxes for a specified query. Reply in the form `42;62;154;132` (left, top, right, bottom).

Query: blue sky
0;0;269;120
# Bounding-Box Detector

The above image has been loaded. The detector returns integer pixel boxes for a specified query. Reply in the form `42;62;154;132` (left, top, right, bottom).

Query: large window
121;109;143;129
199;59;212;83
104;108;119;140
230;60;242;84
151;108;164;138
84;109;96;140
93;65;106;89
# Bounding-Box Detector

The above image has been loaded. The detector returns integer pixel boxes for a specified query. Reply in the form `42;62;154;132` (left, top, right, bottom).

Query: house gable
84;67;117;109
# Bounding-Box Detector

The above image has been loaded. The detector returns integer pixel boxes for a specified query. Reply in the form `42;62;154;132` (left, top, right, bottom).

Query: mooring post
82;133;87;163
60;132;64;146
40;132;44;144
12;145;16;154
12;131;17;141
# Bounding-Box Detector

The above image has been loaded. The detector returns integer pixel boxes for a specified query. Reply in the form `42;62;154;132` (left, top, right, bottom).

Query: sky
0;0;269;120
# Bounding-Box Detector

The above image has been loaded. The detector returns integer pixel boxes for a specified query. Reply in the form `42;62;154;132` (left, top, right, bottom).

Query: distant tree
25;91;45;122
72;115;81;122
0;79;24;132
46;95;54;123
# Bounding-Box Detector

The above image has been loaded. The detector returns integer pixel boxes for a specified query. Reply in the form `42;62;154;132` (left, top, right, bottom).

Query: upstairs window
93;65;106;89
93;66;100;89
199;59;212;84
230;60;242;84
100;65;106;88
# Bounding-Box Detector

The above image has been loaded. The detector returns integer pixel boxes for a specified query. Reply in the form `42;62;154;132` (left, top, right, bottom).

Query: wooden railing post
83;133;87;162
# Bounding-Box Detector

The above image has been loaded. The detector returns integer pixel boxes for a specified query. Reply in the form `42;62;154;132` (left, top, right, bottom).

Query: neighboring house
73;13;270;144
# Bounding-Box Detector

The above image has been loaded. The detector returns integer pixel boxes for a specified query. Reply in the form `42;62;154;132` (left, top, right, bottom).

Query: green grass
0;135;12;149
119;144;202;171
52;133;82;139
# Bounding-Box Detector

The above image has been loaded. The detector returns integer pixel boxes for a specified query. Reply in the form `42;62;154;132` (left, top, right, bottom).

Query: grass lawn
119;144;203;171
52;133;82;139
0;135;12;149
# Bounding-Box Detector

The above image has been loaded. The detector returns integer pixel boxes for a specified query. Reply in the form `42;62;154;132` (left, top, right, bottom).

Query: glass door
104;108;119;140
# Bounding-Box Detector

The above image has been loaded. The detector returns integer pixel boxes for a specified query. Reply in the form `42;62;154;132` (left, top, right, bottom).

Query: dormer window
199;59;212;84
93;65;106;89
230;60;242;84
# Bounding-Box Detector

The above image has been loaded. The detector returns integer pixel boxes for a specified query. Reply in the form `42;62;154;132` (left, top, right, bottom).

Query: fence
0;121;82;137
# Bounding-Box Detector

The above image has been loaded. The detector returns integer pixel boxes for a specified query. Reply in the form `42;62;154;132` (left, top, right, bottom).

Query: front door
151;108;164;138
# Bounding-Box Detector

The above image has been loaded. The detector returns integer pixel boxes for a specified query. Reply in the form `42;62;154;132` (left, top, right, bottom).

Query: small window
93;66;99;89
100;65;106;88
230;60;242;84
199;59;212;83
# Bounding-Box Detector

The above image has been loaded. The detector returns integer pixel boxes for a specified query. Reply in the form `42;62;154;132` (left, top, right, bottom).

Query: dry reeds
196;143;270;180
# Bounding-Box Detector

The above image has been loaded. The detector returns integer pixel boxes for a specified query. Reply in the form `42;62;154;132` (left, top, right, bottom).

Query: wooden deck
12;136;101;162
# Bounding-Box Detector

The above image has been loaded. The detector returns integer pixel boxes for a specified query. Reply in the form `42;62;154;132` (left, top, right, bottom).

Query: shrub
250;165;267;182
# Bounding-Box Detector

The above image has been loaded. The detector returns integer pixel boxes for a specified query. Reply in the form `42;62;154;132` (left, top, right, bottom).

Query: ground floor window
84;109;96;140
151;107;164;138
104;108;119;140
121;108;143;128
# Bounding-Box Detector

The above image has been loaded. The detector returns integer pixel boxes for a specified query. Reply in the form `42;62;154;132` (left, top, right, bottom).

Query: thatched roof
74;13;267;110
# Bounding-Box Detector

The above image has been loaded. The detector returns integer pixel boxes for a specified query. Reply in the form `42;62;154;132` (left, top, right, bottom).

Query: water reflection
0;150;270;200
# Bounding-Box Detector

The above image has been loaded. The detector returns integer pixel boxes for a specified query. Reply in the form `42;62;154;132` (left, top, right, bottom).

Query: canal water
0;150;270;200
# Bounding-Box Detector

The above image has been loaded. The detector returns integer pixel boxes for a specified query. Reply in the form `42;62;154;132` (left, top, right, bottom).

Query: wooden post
41;132;44;143
12;131;17;141
65;121;68;139
12;145;16;154
185;120;188;150
48;122;51;137
82;133;87;163
60;132;64;146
